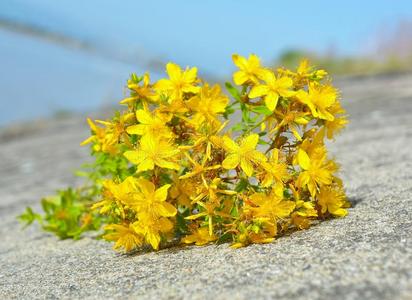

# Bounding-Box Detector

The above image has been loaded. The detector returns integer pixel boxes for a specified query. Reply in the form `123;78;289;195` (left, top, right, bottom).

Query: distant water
0;28;154;126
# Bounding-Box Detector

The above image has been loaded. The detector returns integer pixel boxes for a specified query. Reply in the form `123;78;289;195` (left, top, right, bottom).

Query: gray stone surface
0;74;412;299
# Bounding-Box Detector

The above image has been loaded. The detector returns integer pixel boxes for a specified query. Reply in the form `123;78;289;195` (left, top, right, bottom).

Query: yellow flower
270;109;309;141
126;109;173;138
125;178;177;219
132;216;174;250
182;227;217;246
80;118;116;154
248;187;296;222
91;178;136;218
179;152;221;180
317;186;348;217
324;102;348;139
186;200;231;235
297;83;337;121
285;59;328;84
124;135;180;172
120;73;156;105
169;174;197;208
232;54;265;85
290;184;318;218
103;223;143;252
296;149;333;197
155;62;200;101
190;177;236;206
259;149;289;187
179;120;228;161
249;70;295;111
222;134;266;176
187;84;229;128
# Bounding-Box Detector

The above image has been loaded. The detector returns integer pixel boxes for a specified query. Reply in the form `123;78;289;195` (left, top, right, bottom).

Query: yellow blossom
80;118;117;154
297;83;337;121
103;223;143;252
248;188;296;223
318;186;348;217
259;149;289;187
186;200;231;235
126;109;173;138
133;216;174;250
324;102;348;139
91;178;137;218
190;177;236;206
179;152;221;180
182;227;217;246
249;70;295;111
296;149;333;197
232;54;265;85
125;178;177;219
120;73;156;105
222;134;266;176
155;62;200;101
169;174;196;208
187;84;229;128
124;135;180;172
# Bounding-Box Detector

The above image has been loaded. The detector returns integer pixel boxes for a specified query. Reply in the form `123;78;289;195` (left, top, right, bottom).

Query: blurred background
1;0;412;127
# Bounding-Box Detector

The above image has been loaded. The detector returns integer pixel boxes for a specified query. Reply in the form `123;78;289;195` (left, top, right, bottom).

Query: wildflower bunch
20;55;349;252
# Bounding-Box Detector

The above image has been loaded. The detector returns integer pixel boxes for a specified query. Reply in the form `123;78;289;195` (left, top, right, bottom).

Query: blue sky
1;0;412;75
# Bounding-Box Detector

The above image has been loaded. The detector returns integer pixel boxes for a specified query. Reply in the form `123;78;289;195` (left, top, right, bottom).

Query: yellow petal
119;96;138;105
297;149;311;170
233;71;249;85
232;54;247;69
136;178;155;195
126;124;144;135
249;85;269;98
158;217;174;232
182;66;198;83
137;159;155;172
241;134;259;150
332;208;348;217
248;54;261;68
240;157;254;177
155;184;171;202
166;62;181;81
135;109;153;124
124;150;146;165
158;202;177;217
80;136;95;146
264;93;279;111
147;232;161;250
222;136;239;152
222;154;240;170
155;159;180;170
155;78;173;91
143;72;150;86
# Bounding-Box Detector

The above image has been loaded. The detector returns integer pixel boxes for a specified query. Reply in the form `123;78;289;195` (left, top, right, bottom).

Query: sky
0;0;411;124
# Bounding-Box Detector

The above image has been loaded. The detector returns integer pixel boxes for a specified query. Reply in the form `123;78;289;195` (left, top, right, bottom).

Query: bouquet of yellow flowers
19;54;349;252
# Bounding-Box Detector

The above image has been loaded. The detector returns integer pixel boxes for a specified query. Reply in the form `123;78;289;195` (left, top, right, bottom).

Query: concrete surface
0;74;411;299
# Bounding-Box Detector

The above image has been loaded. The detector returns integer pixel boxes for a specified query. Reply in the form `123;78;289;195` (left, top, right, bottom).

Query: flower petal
222;154;240;170
240;157;254;177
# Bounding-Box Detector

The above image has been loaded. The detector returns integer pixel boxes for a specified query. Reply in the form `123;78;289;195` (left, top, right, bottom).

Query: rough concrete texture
0;74;412;300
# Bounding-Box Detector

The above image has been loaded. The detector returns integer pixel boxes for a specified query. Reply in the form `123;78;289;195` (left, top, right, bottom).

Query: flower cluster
21;54;349;252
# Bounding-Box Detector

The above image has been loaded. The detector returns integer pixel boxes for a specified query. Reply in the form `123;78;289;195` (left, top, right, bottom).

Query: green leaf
216;231;233;245
240;103;250;122
251;105;273;116
17;207;41;228
235;178;249;192
232;123;246;132
225;82;241;101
